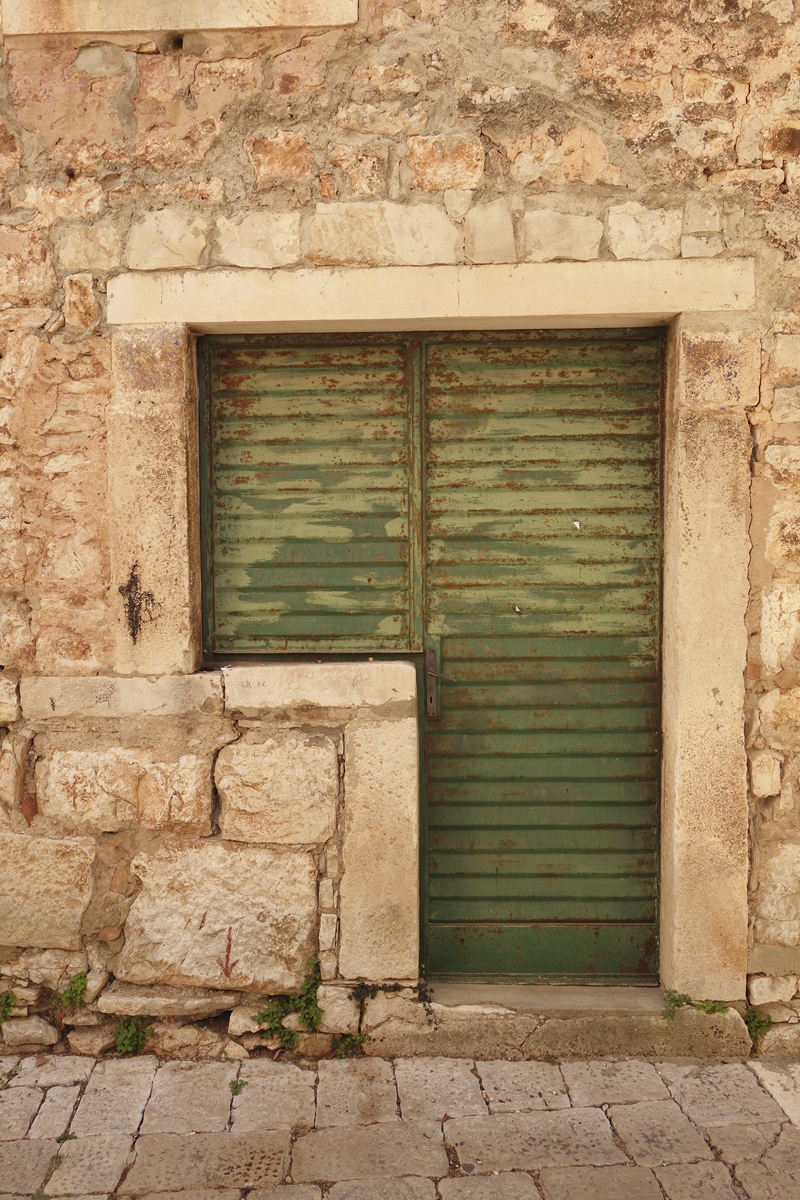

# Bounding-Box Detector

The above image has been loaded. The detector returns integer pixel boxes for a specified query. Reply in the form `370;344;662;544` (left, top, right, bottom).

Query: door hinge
425;648;455;718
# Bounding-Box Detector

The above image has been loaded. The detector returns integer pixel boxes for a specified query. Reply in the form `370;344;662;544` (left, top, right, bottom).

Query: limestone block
57;226;121;272
246;132;313;185
607;202;682;260
559;125;620;184
0;831;95;950
223;661;416;713
509;0;557;29
331;144;388;196
115;840;318;992
758;686;800;751
772;336;800;387
754;842;800;944
96;981;239;1018
21;674;223;720
523;210;603;262
444;189;472;220
767;498;800;574
0;948;88;992
11;178;103;222
0;228;56;305
464;201;516;264
765;444;800;485
338;718;419;981
760;582;800;673
0;331;39;401
748;973;797;1005
317;984;360;1034
675;327;761;412
126;209;208;270
0;676;19;723
2;1017;58;1047
684;200;721;233
748;750;782;798
337;101;428;136
216;733;338;844
62;273;100;329
681;235;724;258
0;477;25;591
772;387;800;423
305;202;460;266
319;912;338;951
229;1005;264;1036
0;730;30;816
67;1026;115;1056
216;213;301;268
737;112;763;165
0;307;52;331
36;749;213;836
407;136;484;191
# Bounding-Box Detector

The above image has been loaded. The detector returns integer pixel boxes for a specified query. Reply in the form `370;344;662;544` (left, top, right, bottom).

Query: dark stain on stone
118;561;155;644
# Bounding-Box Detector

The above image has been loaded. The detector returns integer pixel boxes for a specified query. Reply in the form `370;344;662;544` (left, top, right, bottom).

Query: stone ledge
20;673;223;720
96;981;240;1018
3;0;358;36
223;662;417;713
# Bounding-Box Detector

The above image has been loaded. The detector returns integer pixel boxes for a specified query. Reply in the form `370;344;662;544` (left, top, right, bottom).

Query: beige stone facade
1;0;800;1054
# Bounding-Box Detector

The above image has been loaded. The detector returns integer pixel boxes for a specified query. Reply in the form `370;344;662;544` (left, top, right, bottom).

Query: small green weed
744;1007;773;1040
694;1000;729;1015
55;1131;77;1144
662;989;693;1020
349;982;379;1007
332;1033;370;1059
114;1016;152;1055
0;1064;19;1091
229;1078;248;1096
60;972;88;1010
0;990;17;1026
255;958;323;1052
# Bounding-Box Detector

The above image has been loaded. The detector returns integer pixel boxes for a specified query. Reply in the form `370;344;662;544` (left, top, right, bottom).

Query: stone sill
2;0;358;37
430;983;666;1018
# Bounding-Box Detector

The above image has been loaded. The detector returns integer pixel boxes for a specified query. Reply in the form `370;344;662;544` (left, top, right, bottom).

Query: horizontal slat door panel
424;328;663;983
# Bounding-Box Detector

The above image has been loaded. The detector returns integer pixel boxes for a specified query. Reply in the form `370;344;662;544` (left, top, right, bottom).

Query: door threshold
429;982;665;1017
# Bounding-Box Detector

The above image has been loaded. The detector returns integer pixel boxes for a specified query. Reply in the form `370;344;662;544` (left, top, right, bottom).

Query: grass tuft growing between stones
663;990;731;1021
230;1078;248;1095
744;1007;773;1040
115;1015;152;1055
255;957;323;1051
332;1032;370;1058
60;971;87;1009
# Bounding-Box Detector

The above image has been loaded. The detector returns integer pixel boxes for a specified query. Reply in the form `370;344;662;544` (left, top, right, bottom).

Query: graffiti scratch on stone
118;561;155;644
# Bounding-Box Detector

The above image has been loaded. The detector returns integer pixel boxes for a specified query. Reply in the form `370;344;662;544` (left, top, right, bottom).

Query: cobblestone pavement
0;1054;799;1198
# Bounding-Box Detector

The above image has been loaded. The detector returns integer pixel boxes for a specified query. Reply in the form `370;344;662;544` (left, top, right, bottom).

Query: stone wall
0;0;800;1045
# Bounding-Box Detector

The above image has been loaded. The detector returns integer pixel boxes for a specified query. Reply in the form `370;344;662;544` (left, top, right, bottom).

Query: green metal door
200;329;663;983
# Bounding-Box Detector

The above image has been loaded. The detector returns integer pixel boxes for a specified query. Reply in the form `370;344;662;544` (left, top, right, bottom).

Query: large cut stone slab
9;1054;93;1088
20;673;223;719
561;1061;669;1107
330;1182;437;1200
315;1058;398;1128
223;662;416;712
141;1062;237;1134
706;1124;777;1164
96;981;239;1018
292;1121;447;1181
748;1060;800;1124
305;202;460;267
28;1084;80;1139
538;1166;662;1199
608;1101;713;1166
445;1110;626;1171
115;840;317;992
655;1162;739;1199
395;1057;486;1120
0;1139;58;1193
476;1061;569;1113
215;733;338;844
37;749;213;835
119;1132;291;1192
667;1063;786;1127
232;1061;316;1132
0;830;95;949
71;1058;157;1136
0;1086;42;1138
439;1177;540;1199
43;1134;133;1195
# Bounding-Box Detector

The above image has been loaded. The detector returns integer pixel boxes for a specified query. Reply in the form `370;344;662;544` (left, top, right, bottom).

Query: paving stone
315;1058;398;1127
538;1165;662;1200
439;1175;541;1198
609;1100;713;1167
329;1182;436;1200
395;1057;485;1120
561;1061;669;1106
706;1124;776;1163
233;1061;316;1133
668;1063;786;1126
735;1161;800;1199
137;1193;240;1200
140;1061;236;1133
0;1085;41;1137
251;1189;322;1200
476;1061;569;1114
0;1139;58;1193
749;1060;800;1124
44;1134;133;1195
71;1056;157;1135
446;1109;626;1172
292;1121;447;1182
9;1054;93;1087
0;1056;18;1075
655;1161;739;1199
46;1195;110;1200
119;1131;291;1192
28;1085;80;1138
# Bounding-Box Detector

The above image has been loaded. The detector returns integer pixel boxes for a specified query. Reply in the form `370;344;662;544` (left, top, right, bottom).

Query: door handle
425;648;455;718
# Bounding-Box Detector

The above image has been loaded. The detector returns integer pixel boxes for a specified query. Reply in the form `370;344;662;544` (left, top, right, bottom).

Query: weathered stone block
772;387;800;423
772;335;800;387
62;273;100;329
216;733;338;844
96;981;240;1018
754;842;800;944
317;984;360;1034
748;750;782;798
759;686;800;751
0;676;19;725
607;202;682;260
760;582;800;674
126;209;208;270
57;226;121;272
748;972;797;1005
37;749;213;836
0;228;56;305
523;210;603;262
338;718;419;981
407;136;484;191
216;213;301;268
246;132;313;185
22;673;223;720
0;730;29;817
1;1016;58;1047
115;839;318;992
305;202;460;266
1;948;88;992
224;662;416;712
464;201;516;264
0;830;95;949
119;1131;291;1193
675;327;761;411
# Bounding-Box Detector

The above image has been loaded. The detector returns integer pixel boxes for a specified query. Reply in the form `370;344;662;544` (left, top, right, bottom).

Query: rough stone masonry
1;0;800;1058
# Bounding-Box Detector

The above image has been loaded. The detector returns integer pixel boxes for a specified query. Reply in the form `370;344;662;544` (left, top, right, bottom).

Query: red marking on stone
216;927;239;978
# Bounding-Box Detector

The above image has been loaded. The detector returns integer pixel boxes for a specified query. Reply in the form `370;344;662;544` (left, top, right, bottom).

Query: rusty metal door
422;331;663;982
